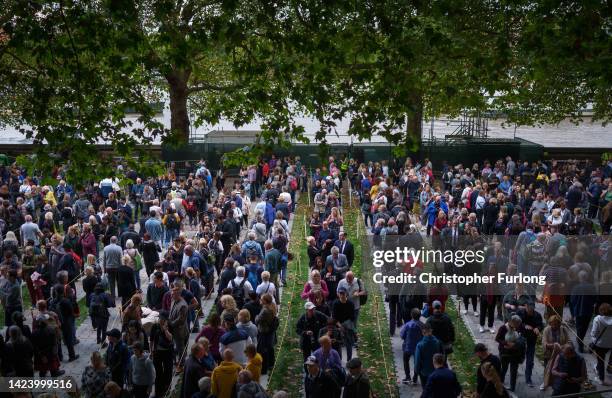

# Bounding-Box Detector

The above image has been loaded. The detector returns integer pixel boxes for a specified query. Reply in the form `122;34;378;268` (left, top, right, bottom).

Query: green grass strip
446;298;479;393
75;296;89;327
344;202;399;398
266;194;311;395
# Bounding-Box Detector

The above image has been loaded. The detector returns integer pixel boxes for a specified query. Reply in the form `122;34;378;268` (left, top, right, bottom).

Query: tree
0;0;294;180
1;0;610;179
491;0;612;126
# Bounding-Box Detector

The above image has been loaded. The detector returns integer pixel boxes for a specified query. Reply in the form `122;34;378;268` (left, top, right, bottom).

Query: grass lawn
75;296;89;327
344;201;399;397
266;194;311;395
446;298;479;395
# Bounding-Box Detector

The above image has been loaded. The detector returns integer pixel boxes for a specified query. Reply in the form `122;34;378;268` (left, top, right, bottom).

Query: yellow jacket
370;184;379;198
246;353;263;382
211;360;242;398
44;191;57;206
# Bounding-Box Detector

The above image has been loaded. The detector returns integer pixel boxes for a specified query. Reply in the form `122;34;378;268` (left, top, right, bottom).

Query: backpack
89;293;107;318
245;244;260;259
166;215;179;230
231;278;247;309
290;179;298;191
49;298;63;324
518;231;537;260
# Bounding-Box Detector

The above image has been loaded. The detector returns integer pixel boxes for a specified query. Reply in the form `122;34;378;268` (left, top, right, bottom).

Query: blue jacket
145;218;163;242
499;180;511;194
265;203;275;226
400;320;423;354
241;240;264;260
131;184;144;196
233;195;243;209
313;347;343;372
220;326;249;346
414;335;443;377
421;367;462;398
426;200;449;226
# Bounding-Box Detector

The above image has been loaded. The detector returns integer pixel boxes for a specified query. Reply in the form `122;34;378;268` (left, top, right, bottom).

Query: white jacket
591;315;612;349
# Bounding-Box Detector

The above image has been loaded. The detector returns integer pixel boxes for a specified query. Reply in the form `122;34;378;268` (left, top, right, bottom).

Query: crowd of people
348;156;612;396
0;153;609;398
0;157;316;398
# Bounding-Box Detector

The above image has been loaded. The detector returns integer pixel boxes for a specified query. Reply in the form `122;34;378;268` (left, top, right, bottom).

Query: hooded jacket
414;335;443;377
241;240;264;260
246;353;263;382
237;381;266;398
219;327;251;365
211;360;242;398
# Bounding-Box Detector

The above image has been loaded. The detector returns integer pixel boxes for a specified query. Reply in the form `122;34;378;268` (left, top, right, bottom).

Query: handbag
357;279;368;306
133;253;143;271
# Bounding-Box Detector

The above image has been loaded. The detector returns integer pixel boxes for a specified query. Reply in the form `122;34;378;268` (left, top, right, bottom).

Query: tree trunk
406;93;423;160
166;69;191;144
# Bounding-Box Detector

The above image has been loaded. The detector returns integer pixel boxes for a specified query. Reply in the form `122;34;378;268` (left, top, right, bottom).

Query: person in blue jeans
163;209;180;248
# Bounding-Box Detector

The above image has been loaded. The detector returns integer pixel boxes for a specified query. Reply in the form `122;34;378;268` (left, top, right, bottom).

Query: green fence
162;138;544;169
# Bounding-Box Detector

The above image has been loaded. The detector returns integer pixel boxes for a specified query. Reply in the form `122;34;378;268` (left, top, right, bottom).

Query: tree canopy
0;0;610;180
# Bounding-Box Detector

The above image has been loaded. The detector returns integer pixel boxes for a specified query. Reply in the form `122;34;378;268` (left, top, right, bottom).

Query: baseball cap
304;356;317;365
304;302;316;310
432;300;442;309
338;287;348;294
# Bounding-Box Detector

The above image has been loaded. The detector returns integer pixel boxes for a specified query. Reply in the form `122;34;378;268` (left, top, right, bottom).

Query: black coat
307;245;321;269
6;338;34;376
342;372;370;398
305;370;341;398
334;240;354;267
58;253;78;284
181;355;207;398
140;240;161;272
296;311;329;348
120;230;140;249
477;354;502;394
117;265;136;298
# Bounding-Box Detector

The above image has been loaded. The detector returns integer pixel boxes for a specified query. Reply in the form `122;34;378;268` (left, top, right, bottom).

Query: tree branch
188;81;243;94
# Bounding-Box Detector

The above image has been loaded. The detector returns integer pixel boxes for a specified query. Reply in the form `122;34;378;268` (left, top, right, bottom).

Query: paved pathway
459;302;612;398
360;208;612;398
6;191;279;397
